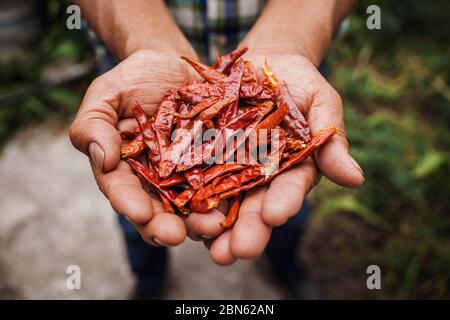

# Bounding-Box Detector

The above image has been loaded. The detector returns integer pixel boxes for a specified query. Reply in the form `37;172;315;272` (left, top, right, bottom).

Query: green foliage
310;0;450;298
0;0;91;150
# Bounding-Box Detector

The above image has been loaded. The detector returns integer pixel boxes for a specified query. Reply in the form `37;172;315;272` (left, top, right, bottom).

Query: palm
70;50;199;246
112;50;195;118
253;54;323;111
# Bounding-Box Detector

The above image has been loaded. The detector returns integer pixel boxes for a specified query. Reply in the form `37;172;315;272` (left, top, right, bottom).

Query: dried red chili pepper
203;163;249;185
159;173;186;187
154;90;179;154
242;60;258;83
178;83;224;104
175;102;191;130
168;102;194;163
218;177;265;200
217;59;245;128
262;60;311;142
176;141;215;172
120;134;145;158
159;192;175;213
189;195;220;213
192;166;262;201
225;107;261;131
178;90;203;105
272;127;336;176
197;97;236;121
240;88;274;108
184;167;204;190
181;56;226;83
128;159;192;214
127;158;175;202
212;47;248;74
176;107;260;171
277;81;311;142
221;194;242;228
159;120;203;178
210;172;233;189
239;60;269;102
285;136;306;153
219;103;273;163
240;83;263;100
167;97;219;119
132;102;160;165
255;102;289;131
218;127;337;200
174;187;196;208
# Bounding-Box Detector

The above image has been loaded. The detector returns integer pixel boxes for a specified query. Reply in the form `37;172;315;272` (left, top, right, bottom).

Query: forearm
240;0;354;66
74;0;195;59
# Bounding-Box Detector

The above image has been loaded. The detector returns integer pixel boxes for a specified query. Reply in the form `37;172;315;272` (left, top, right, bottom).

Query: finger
117;118;138;132
184;200;229;239
262;158;318;226
137;211;186;246
307;81;364;187
209;230;237;266
230;187;272;259
95;161;186;245
69;72;122;172
185;210;226;239
94;160;155;224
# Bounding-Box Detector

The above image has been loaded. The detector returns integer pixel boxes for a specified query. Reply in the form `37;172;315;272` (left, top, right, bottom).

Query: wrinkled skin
70;50;364;262
70;49;199;246
183;53;365;265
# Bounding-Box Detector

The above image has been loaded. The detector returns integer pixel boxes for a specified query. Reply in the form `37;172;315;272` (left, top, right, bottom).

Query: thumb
69;74;122;172
307;84;364;188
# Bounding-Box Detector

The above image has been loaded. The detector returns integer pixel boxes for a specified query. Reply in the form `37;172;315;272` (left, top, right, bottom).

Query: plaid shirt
87;0;266;66
167;0;266;62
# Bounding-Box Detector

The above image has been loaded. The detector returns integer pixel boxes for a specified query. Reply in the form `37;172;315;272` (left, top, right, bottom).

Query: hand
184;53;365;265
70;49;198;246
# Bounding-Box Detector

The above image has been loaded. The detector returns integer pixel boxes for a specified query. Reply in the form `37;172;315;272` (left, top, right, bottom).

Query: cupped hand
70;49;198;246
185;53;365;265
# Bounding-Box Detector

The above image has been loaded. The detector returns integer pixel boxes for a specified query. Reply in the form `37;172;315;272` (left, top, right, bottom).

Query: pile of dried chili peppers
120;47;336;228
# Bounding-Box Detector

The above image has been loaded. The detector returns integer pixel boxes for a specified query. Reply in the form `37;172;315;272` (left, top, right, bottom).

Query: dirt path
0;125;284;299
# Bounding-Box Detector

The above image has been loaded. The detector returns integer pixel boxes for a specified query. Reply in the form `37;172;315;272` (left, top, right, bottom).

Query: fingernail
89;142;105;171
201;235;214;240
349;154;364;176
151;236;166;246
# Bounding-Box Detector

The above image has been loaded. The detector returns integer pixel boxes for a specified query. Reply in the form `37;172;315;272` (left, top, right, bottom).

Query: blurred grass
0;0;448;299
0;0;92;148
308;0;450;298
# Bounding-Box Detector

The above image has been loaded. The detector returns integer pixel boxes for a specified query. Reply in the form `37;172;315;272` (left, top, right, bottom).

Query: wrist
239;24;332;68
122;39;197;60
239;35;329;68
82;0;197;60
238;0;348;67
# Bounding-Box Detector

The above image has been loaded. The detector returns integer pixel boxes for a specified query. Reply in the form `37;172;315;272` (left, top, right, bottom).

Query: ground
0;125;285;299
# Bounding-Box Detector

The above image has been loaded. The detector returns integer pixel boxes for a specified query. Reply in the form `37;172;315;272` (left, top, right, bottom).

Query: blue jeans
118;215;168;293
